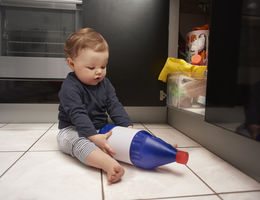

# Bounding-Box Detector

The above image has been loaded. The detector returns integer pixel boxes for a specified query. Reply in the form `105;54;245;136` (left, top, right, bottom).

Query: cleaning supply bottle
99;125;189;169
191;54;202;65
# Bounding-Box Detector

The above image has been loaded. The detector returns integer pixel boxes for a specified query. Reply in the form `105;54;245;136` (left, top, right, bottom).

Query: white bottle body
107;126;139;164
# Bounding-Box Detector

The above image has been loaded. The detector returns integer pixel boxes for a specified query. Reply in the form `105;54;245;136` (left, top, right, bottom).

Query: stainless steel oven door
0;0;82;79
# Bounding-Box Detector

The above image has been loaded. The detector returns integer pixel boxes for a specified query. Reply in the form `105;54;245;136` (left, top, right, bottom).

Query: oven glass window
1;7;76;57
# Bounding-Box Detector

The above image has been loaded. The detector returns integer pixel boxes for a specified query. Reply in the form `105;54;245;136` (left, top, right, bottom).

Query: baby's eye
87;66;95;70
101;66;106;69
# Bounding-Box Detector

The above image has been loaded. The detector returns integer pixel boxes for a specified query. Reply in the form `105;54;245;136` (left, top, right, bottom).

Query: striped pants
57;126;99;164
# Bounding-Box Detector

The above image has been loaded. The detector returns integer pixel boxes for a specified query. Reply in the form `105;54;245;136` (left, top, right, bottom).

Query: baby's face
67;49;108;85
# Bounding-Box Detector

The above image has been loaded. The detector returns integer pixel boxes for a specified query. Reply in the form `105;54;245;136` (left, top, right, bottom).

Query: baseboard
0;104;167;123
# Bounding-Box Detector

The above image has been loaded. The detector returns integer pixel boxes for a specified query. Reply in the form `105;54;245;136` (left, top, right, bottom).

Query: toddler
57;28;133;184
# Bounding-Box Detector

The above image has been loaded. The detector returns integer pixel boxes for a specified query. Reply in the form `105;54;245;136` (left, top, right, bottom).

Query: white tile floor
0;123;259;200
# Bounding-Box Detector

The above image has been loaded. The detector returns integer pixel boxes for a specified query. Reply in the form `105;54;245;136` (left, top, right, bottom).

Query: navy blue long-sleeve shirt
58;72;133;137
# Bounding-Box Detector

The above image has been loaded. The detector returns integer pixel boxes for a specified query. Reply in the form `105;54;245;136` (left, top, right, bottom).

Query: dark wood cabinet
83;0;169;106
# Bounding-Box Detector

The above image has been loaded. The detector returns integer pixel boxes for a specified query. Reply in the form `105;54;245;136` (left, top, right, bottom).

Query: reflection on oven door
0;0;82;79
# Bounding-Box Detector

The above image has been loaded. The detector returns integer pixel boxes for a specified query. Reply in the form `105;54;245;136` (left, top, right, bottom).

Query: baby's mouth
95;76;102;81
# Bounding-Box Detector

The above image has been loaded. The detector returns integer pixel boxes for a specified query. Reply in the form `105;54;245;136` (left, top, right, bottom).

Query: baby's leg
57;126;99;161
86;149;124;185
57;126;124;184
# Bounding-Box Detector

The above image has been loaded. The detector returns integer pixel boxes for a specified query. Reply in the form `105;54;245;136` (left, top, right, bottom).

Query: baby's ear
66;58;75;71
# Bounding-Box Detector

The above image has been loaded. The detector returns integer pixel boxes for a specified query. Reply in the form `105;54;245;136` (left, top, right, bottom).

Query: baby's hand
88;131;116;155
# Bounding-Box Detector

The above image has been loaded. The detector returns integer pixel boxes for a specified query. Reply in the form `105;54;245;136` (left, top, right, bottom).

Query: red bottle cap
176;150;189;165
191;54;202;65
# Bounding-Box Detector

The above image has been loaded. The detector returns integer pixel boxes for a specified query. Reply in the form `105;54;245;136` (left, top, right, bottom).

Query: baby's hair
64;28;108;59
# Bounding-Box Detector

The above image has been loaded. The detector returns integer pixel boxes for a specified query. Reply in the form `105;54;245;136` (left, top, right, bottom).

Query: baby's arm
88;131;116;155
105;79;133;127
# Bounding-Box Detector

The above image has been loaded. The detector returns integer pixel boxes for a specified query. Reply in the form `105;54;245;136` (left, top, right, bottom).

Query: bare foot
85;149;125;185
107;165;125;185
172;144;178;148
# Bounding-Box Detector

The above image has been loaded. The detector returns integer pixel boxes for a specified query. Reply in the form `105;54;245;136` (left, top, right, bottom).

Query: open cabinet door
83;0;169;106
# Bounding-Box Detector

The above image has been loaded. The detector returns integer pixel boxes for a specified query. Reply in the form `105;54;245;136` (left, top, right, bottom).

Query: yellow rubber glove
158;57;207;82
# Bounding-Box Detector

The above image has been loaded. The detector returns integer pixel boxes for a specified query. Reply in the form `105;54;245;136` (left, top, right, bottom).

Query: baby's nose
96;68;102;74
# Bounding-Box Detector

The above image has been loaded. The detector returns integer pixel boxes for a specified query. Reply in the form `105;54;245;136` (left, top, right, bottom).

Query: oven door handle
0;0;82;10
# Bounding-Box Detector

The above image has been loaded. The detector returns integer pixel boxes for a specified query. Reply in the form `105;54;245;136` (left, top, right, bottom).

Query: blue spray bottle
99;125;189;169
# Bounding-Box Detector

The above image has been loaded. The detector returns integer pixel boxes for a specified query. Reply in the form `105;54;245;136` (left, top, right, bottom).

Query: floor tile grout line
143;125;202;149
0;122;56;130
168;126;209;149
0;123;56;178
0;150;60;153
142;123;175;130
177;146;202;149
148;128;202;147
0;123;9;128
185;164;224;200
133;193;222;200
101;169;105;200
0;151;27;178
27;150;60;152
25;123;56;152
217;190;260;195
142;124;157;137
0;150;27;153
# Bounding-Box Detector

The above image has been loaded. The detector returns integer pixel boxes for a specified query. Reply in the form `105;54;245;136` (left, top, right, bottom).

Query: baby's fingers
104;130;112;139
104;144;116;156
